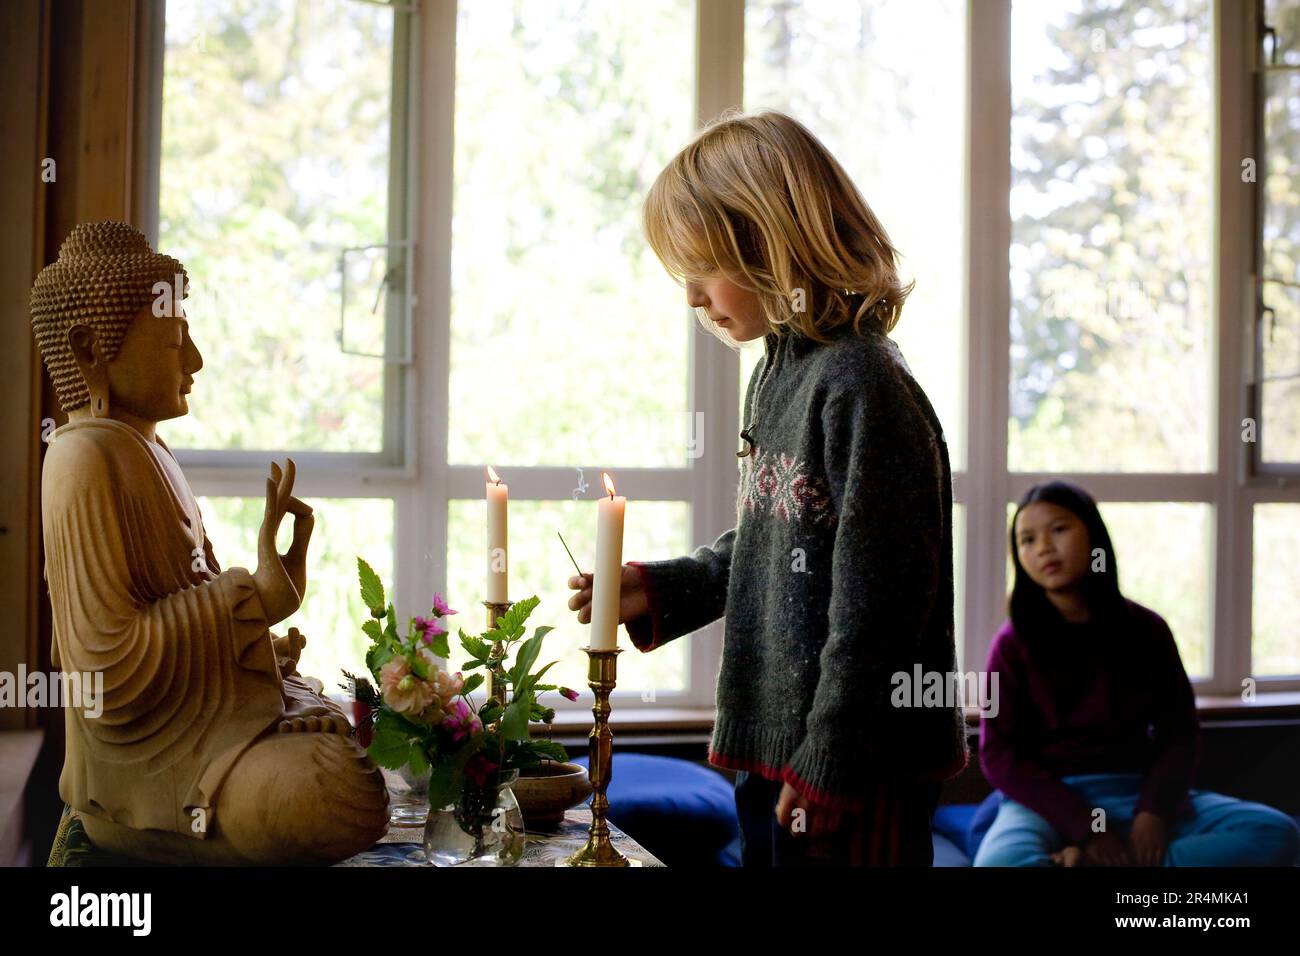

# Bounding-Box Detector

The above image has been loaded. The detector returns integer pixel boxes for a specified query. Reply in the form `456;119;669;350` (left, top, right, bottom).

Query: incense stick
557;531;584;580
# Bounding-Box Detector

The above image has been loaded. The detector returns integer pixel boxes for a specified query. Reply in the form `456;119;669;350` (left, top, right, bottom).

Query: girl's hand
1050;845;1083;867
566;565;649;625
1083;830;1131;867
775;782;844;839
1127;811;1168;867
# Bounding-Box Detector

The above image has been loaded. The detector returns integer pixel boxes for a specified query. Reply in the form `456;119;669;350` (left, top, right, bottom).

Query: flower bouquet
343;558;573;863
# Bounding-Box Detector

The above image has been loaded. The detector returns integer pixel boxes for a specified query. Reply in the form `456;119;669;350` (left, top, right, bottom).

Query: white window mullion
416;0;455;627
965;0;1013;674
1213;0;1257;697
690;0;745;711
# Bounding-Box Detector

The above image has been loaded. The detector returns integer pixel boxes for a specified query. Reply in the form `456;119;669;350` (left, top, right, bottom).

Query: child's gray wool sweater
626;324;969;811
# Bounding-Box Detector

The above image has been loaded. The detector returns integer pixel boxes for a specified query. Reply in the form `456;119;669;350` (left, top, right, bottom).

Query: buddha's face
103;303;204;422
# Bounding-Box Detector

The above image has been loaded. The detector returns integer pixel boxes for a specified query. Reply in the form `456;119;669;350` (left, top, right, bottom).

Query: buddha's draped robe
42;418;284;837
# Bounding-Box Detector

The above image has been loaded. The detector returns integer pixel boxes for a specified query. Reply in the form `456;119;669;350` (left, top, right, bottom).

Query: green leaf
508;629;545;687
367;711;416;770
515;659;559;701
409;651;431;681
496;596;540;641
407;746;430;777
478;700;503;725
500;697;531;741
427;736;484;808
460;630;490;662
382;603;399;643
362;619;382;644
461;673;484;696
427;764;460;810
366;643;394;679
526;739;569;763
357;557;385;611
426;629;450;661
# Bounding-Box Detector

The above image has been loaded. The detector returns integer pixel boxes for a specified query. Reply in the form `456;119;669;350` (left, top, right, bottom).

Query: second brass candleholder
561;645;643;867
482;600;512;707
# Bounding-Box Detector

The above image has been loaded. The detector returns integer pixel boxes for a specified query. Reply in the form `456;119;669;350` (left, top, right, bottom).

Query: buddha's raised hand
272;626;307;676
253;458;315;625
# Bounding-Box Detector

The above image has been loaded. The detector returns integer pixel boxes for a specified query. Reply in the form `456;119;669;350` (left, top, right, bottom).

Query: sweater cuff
781;737;867;813
623;553;726;649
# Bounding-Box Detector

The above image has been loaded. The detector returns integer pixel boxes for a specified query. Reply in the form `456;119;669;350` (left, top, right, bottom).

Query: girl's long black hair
1008;480;1132;646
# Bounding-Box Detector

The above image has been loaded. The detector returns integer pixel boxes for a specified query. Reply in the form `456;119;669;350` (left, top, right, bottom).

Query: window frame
1250;0;1300;479
148;0;1300;727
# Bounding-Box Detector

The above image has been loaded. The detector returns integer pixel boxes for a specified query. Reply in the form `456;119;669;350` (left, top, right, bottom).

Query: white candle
590;472;626;651
486;466;508;604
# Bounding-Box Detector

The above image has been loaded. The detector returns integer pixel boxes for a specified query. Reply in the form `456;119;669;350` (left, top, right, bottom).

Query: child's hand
1050;845;1083;867
1083;831;1131;867
1127;811;1168;867
775;782;844;839
566;565;650;625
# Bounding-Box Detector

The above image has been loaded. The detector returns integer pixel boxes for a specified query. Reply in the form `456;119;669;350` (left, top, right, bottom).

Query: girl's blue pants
973;772;1300;867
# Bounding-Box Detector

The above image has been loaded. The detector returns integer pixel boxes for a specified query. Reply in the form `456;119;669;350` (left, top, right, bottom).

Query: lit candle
486;466;508;604
589;472;626;651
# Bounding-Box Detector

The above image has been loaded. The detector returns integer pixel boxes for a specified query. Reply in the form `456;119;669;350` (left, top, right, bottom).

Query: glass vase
387;764;431;827
423;768;525;866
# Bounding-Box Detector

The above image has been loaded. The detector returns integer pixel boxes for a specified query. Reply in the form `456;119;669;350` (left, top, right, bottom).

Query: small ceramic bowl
513;761;593;829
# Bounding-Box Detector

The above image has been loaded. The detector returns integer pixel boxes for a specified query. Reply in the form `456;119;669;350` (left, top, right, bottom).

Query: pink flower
379;658;437;719
414;616;448;643
559;686;580;702
464;754;499;788
432;593;459;617
431;668;464;701
441;697;482;743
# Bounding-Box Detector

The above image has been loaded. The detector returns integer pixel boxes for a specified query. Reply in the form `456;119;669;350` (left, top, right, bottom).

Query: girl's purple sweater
979;599;1200;845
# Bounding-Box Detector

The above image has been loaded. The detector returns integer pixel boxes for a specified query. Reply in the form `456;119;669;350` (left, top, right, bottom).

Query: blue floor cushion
570;753;740;867
932;832;971;866
967;792;1002;858
931;802;978;856
931;793;1001;865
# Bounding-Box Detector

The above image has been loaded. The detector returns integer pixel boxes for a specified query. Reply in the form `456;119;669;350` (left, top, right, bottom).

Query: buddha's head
30;221;203;423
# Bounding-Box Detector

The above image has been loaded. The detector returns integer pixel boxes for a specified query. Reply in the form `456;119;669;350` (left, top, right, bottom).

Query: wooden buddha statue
30;221;389;864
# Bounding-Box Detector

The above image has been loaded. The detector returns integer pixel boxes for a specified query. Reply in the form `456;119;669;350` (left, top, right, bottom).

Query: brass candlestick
562;646;643;867
482;600;512;707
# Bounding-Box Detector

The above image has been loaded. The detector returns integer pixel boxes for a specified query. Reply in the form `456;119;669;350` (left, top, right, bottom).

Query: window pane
1009;0;1213;472
744;0;968;469
196;496;395;692
1265;0;1300;67
160;0;401;452
1102;502;1210;677
1253;504;1300;676
448;1;695;468
447;499;690;700
1261;283;1300;463
1260;41;1300;464
1004;501;1210;678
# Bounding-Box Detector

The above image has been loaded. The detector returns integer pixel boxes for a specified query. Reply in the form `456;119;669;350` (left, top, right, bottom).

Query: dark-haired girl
974;481;1300;867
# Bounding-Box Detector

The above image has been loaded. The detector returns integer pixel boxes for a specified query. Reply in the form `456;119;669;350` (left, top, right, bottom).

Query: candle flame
602;472;616;498
487;465;501;485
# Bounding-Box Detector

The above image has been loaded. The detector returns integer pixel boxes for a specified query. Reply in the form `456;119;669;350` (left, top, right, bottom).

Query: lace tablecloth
336;807;665;867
